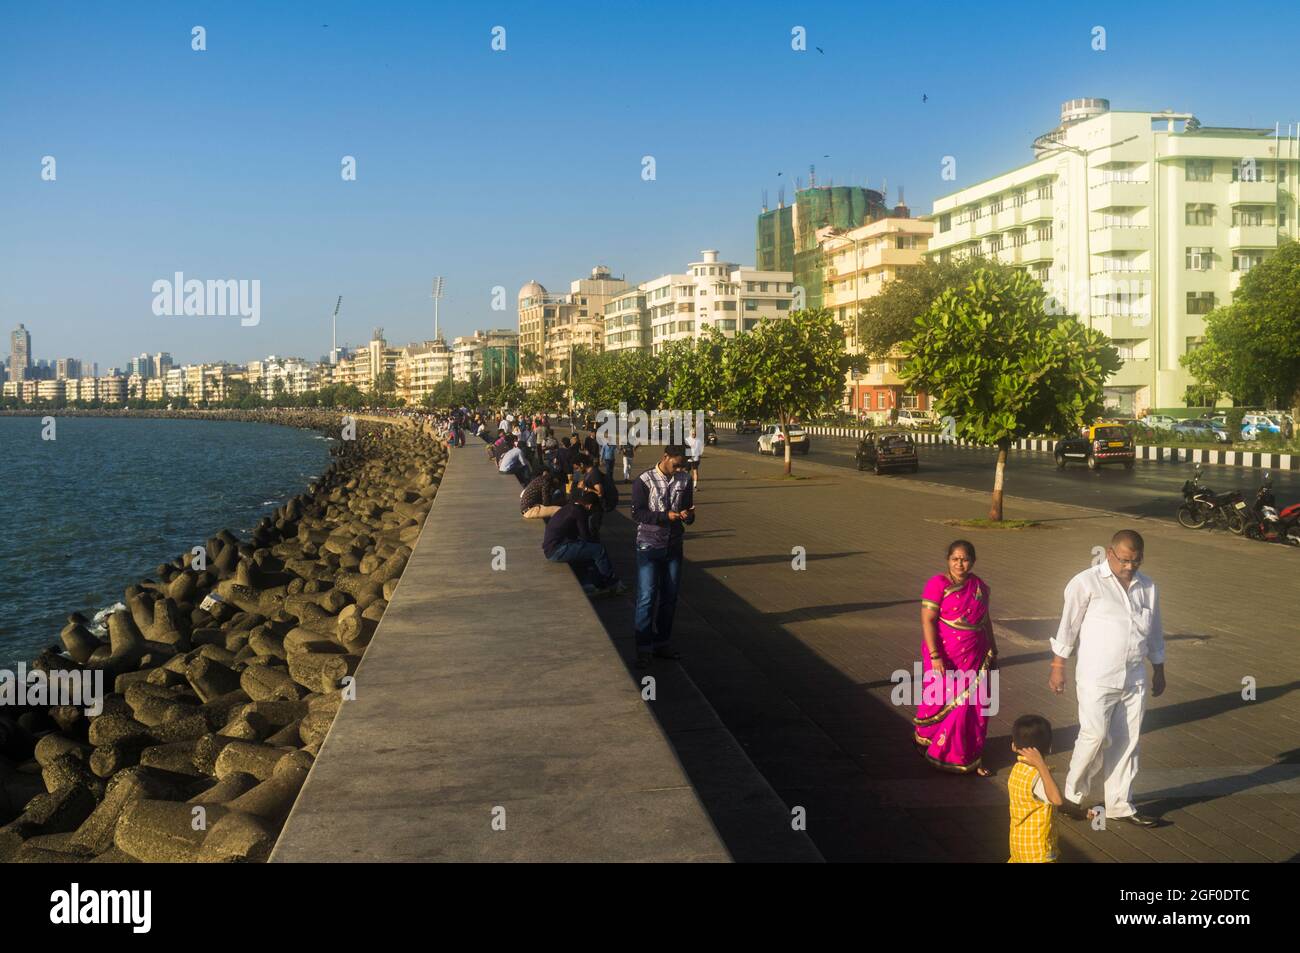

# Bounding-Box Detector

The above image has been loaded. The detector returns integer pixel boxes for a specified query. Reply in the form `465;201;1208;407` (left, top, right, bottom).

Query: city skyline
5;2;1300;371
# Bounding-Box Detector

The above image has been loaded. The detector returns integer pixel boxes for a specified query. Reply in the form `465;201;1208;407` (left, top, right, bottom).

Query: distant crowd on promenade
433;406;702;669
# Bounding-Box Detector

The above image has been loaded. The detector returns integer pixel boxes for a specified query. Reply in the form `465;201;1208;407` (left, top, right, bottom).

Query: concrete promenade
271;440;730;862
589;446;1300;862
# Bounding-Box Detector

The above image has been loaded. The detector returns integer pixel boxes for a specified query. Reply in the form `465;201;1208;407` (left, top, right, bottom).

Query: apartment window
776;299;791;310
759;282;769;292
901;393;920;410
1035;181;1053;200
744;299;758;311
1231;159;1262;183
1185;247;1214;270
1012;189;1025;207
1281;204;1289;228
719;319;736;331
718;299;736;311
990;197;1004;214
743;318;759;331
1101;209;1137;227
895;235;918;249
939;213;951;233
1185;159;1213;182
1186;291;1216;314
877;392;887;409
1233;251;1267;273
1232;206;1265;227
987;235;1004;253
1185;203;1214;226
1033;266;1050;282
1035;224;1053;241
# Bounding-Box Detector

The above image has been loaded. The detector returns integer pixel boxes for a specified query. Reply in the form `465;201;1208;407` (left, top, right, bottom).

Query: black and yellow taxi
1053;421;1136;470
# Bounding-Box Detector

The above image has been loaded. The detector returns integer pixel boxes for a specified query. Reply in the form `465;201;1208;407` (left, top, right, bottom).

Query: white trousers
1064;676;1146;819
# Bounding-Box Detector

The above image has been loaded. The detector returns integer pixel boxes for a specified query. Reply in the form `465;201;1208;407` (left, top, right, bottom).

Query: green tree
855;255;1017;359
574;350;666;415
520;348;542;377
1181;240;1300;415
528;376;567;412
902;268;1121;521
662;329;726;412
721;309;848;475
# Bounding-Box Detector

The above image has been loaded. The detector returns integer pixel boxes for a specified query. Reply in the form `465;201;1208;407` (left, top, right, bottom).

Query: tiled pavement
589;447;1300;862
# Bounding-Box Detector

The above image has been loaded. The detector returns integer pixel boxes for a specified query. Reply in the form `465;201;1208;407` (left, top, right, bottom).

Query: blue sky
3;0;1299;371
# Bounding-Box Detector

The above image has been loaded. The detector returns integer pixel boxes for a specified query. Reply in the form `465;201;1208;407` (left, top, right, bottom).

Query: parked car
735;418;763;434
895;409;937;429
1054;422;1135;470
1172;418;1232;444
757;424;810;455
1143;414;1177;431
856;430;919;474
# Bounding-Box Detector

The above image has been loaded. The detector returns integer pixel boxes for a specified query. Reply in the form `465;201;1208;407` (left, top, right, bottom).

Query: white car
1144;414;1177;431
895;409;937;429
757;424;810;455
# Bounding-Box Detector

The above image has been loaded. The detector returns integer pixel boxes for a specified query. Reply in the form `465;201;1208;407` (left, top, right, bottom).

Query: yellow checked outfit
1008;759;1058;863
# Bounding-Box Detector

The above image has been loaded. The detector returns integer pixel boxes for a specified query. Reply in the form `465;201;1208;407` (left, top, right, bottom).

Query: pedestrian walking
621;441;635;482
914;540;997;775
686;426;704;489
630;445;694;668
1007;715;1063;863
1050;529;1165;827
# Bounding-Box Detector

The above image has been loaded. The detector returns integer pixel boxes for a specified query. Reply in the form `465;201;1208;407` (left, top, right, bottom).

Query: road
714;429;1300;522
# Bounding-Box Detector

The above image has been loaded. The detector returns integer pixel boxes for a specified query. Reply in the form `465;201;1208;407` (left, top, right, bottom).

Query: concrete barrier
271;449;730;862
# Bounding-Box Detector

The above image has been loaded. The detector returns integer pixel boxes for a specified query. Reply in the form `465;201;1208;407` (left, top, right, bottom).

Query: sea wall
0;410;445;862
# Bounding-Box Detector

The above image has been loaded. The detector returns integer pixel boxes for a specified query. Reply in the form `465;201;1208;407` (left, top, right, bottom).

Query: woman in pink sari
913;540;998;775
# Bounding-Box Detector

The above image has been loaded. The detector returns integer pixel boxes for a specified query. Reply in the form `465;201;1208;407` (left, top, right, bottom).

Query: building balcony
1228;224;1278;249
1090;226;1151;254
1228;179;1277;205
1015;197;1055;224
1090;180;1150;211
1019;239;1054;263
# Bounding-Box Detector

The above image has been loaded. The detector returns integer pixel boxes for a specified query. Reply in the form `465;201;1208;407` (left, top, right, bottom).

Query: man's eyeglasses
1108;548;1143;567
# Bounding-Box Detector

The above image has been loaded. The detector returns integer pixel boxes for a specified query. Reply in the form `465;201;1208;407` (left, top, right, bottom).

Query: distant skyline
4;0;1300;371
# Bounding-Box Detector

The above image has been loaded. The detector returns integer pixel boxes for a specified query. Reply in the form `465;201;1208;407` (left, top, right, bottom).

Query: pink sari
913;572;994;773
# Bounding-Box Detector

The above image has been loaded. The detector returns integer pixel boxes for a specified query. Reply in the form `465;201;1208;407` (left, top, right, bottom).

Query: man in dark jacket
542;492;627;596
630;444;694;667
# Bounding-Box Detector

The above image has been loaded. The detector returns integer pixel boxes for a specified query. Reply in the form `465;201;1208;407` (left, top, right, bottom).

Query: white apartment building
928;98;1300;414
397;339;454;403
621;250;795;356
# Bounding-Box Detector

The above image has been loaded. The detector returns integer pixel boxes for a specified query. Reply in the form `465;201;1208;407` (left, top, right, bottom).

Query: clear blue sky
3;0;1298;372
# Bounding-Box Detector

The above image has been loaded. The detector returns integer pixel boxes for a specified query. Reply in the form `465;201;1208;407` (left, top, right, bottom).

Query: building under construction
756;184;909;309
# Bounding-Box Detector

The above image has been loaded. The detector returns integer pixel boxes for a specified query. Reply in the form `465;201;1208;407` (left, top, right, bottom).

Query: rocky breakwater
0;413;446;862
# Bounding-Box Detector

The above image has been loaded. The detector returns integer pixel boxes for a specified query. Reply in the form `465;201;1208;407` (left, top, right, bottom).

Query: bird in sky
922;94;928;103
816;46;825;54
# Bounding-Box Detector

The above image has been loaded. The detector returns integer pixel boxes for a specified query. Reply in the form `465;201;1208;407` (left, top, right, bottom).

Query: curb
714;422;1297;472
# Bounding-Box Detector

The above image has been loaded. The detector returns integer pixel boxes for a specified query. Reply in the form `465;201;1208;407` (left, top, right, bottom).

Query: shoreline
0;409;446;862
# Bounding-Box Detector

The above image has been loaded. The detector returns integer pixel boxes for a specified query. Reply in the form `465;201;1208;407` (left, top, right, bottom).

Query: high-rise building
819;217;936;416
9;324;32;382
927;98;1300;413
152;352;173;378
451;329;518;384
55;358;82;380
756;186;903;309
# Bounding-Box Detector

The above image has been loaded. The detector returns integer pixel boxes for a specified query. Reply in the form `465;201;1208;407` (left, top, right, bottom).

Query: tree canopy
902;267;1120;519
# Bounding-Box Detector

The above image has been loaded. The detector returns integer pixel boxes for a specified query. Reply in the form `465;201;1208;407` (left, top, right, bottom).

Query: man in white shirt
1050;529;1165;827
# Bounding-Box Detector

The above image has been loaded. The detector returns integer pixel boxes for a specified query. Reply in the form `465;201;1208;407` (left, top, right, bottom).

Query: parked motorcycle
1177;465;1247;533
1242;473;1300;545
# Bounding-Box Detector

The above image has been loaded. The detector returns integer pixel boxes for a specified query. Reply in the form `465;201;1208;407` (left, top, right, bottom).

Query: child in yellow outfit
1008;714;1062;863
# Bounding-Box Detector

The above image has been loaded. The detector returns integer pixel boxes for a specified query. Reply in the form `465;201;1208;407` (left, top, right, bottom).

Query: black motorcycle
1177;464;1246;533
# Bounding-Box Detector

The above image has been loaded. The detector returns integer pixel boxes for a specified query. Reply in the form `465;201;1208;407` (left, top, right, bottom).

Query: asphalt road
714;429;1300;522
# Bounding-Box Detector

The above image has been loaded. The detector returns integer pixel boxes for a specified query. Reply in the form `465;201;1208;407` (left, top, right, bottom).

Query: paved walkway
272;443;730;862
589;447;1300;862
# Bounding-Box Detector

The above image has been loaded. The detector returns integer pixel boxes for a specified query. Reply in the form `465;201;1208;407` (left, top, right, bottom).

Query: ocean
0;416;331;669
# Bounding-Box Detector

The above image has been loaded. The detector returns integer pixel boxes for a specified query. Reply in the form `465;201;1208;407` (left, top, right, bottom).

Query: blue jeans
548;540;616;589
635;543;682;650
